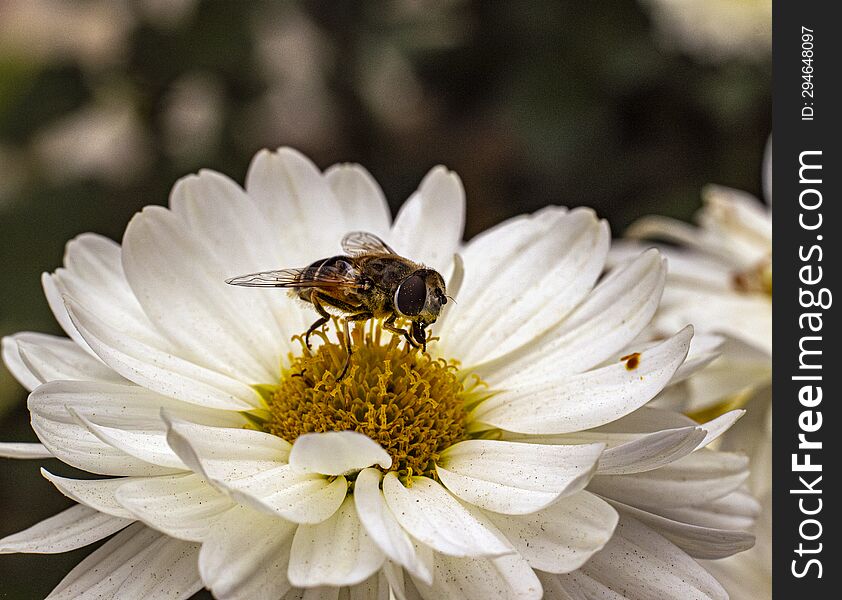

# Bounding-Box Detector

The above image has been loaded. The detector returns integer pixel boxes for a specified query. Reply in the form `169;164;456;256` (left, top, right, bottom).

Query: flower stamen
261;321;474;480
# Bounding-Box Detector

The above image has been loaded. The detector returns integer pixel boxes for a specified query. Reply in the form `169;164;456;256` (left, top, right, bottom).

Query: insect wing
225;268;307;288
341;231;396;256
226;265;361;289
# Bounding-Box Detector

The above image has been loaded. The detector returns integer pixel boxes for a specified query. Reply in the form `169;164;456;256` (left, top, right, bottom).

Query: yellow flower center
258;321;479;480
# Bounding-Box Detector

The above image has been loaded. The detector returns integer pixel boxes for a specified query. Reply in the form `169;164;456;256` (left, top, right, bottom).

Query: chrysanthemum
1;148;754;599
615;143;773;599
618;144;772;414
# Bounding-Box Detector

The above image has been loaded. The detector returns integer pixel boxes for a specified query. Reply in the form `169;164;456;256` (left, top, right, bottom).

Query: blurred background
1;0;770;597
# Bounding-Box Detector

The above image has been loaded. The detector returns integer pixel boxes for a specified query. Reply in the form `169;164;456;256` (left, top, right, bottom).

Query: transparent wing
341;231;395;256
225;266;360;289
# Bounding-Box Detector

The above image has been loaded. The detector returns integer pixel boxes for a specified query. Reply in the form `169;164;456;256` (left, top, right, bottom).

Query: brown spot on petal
620;352;641;370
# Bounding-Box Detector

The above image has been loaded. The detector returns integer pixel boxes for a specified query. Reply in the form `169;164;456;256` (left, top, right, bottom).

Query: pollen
260;321;474;480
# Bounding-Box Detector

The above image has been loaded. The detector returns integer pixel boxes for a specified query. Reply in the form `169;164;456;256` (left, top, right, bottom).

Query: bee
225;232;448;379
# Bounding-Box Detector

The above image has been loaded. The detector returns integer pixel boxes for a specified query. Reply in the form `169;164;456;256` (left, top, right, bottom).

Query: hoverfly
225;232;448;379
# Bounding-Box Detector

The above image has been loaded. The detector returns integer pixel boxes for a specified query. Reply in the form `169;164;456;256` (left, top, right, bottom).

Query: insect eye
395;274;427;316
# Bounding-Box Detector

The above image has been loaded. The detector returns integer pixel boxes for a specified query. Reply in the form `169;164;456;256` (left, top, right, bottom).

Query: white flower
618;143;772;413
615;144;773;599
1;148;754;599
639;0;772;62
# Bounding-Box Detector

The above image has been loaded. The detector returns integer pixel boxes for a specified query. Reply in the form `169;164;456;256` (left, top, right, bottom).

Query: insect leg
383;313;419;348
304;293;332;350
335;311;373;381
306;292;363;350
411;321;427;353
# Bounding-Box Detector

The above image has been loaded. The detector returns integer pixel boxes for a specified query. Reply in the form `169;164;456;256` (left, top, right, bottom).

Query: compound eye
395;274;427;316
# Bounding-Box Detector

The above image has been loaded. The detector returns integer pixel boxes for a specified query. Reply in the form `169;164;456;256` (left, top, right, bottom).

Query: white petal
476;249;667;383
115;473;235;541
70;408;188;470
31;379;243;430
610;500;754;560
164;414;292;469
122;180;287;383
440;206;567;323
285;588;342;600
42;233;171;356
2;334;41;391
434;253;464;328
590;405;694;433
0;504;132;554
198;505;297;600
64;296;259;410
222;466;348;525
165;416;346;524
31;413;171;477
325;163;392;235
484;491;618;573
587;449;749;511
656;285;772;356
593;405;701;437
245;147;348;263
609;239;732;290
695;410;746;449
595;426;706;475
348;572;393;600
354;468;433;584
382;474;511;558
436;440;603;514
537;570;622;600
627;215;737;265
659;489;760;532
594;406;745;454
29;391;177;477
0;442;52;459
28;380;242;475
443;208;610;366
381;560;412;600
47;523;202;600
664;332;723;385
412;552;542;600
549;515;727;600
290;431;392;475
3;333;123;392
471;327;692;434
48;266;171;354
42;469;134;518
289;496;385;587
190;162;313;347
701;185;771;255
390;166;465;274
